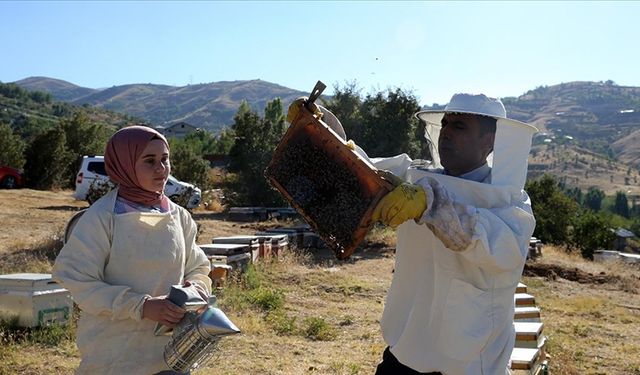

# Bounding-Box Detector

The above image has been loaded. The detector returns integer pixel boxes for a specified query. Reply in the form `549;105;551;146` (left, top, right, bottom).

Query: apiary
228;207;269;222
0;273;73;327
254;232;289;257
264;102;393;259
208;253;251;273
209;264;233;288
514;322;546;349
212;236;265;261
262;228;302;248
199;243;252;257
265;207;299;220
510;347;543;373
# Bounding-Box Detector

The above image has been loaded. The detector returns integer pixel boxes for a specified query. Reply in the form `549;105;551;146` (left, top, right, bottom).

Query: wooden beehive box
264;102;393;259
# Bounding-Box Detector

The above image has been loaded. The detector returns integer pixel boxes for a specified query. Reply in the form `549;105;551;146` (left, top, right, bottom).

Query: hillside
15;77;640;162
14;76;98;102
0;82;143;138
7;77;640;194
528;143;640;196
13;77;308;133
500;81;640;165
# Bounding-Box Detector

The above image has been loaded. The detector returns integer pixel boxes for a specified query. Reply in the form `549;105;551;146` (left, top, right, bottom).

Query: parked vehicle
74;155;202;209
0;166;24;189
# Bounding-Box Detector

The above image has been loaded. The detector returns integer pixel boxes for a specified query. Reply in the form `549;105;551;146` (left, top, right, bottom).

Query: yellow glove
345;139;356;150
287;97;323;124
372;183;427;228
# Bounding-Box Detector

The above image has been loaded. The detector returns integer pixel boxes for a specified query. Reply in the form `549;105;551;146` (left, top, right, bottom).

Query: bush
246;287;284;312
266;310;297;335
570;211;616;260
302;316;336;341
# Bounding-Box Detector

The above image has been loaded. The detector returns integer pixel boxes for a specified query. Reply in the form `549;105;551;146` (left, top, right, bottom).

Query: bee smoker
158;285;241;373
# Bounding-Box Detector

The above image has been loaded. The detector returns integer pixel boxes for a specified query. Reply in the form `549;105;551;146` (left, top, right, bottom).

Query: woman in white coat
53;125;211;375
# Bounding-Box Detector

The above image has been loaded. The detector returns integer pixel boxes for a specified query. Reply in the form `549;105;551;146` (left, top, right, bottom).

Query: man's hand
287;97;323;124
142;296;186;328
372;183;427;228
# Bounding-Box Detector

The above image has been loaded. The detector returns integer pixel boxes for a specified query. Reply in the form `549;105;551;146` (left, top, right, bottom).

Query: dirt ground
0;189;270;256
1;188;640;374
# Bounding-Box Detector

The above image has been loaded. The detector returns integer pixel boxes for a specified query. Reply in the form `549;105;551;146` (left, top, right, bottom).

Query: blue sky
1;1;638;105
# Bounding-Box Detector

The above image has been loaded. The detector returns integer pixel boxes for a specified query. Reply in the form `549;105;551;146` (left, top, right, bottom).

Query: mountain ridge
13;76;307;132
11;77;640;168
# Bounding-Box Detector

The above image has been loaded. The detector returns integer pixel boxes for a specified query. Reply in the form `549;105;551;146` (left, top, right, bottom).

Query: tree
564;186;583;205
169;138;211;189
263;98;286;144
525;174;578;245
360;88;422;158
570;211;616;260
24;126;71;189
613;191;630;218
323;81;364;142
212;128;235;154
227;100;286;206
584;187;605;211
59;112;112;188
0;123;26;168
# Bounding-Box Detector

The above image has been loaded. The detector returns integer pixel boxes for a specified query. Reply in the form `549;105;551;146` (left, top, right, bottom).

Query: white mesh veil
416;94;537;190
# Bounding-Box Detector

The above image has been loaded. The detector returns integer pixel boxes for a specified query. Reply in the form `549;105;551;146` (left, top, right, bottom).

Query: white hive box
0;273;73;327
255;233;289;257
212;236;261;261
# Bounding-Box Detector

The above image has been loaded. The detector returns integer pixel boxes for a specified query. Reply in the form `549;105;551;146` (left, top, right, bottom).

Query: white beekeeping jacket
346;101;538;374
53;189;211;375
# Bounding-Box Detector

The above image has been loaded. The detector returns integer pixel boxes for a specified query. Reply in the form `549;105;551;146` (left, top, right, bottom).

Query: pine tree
0;123;26;168
24;126;71;189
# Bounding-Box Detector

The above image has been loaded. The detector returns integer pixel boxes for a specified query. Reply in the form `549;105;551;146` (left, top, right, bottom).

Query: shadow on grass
297;242;395;266
191;212;227;221
0;234;63;273
37;205;85;212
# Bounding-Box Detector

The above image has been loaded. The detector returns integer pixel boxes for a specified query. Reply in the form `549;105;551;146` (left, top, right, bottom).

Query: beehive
265;102;393;259
0;273;73;327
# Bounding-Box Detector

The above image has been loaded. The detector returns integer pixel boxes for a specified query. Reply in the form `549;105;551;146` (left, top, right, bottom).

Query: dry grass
524;246;640;375
1;189;640;374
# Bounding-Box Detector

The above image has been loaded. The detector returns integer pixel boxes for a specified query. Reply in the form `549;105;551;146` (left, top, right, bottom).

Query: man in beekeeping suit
291;93;537;375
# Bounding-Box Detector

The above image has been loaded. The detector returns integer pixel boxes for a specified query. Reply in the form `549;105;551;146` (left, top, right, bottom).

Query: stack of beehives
509;282;549;374
199;222;334;287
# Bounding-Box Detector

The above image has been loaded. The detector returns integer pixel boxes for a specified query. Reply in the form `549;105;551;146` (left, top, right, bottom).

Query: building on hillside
612;227;637;252
156;122;200;138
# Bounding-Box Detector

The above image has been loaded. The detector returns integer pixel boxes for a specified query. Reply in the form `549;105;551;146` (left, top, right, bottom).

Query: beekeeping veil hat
415;93;537;189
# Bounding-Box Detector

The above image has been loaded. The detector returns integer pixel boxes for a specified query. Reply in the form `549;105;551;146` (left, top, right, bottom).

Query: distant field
1;189;639;374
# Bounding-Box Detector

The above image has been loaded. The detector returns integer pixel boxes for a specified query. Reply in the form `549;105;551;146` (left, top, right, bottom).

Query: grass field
1;189;639;374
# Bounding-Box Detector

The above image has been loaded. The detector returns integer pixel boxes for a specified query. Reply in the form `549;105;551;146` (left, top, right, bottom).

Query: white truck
74;155;202;209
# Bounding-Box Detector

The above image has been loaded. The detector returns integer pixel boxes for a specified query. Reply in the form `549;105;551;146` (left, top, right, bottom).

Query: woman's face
135;139;170;193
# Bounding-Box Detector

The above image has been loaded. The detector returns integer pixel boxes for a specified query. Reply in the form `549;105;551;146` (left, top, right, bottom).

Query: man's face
437;113;495;177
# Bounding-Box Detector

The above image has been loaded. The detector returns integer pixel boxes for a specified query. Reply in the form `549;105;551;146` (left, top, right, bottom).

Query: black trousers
375;347;443;375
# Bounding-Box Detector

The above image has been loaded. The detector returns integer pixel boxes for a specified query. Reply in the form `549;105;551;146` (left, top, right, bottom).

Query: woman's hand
142;296;186;328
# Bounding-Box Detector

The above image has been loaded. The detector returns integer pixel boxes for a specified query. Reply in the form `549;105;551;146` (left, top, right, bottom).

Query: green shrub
247;287;284;312
302;316;336;341
266;310;297;335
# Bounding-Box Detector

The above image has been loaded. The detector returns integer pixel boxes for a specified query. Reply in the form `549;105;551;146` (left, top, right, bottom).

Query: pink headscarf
105;125;170;206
